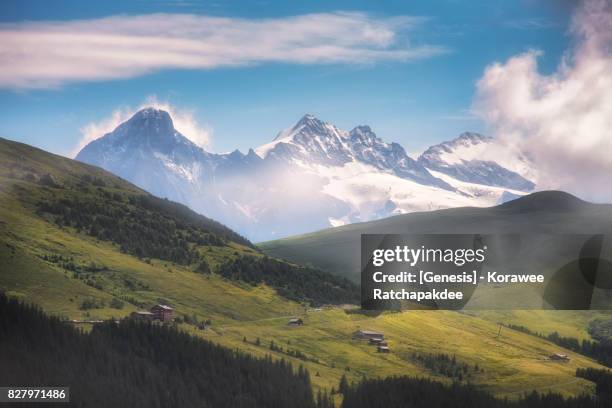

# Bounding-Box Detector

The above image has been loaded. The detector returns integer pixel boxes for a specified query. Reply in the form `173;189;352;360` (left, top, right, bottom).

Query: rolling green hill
259;191;612;284
257;189;612;394
0;137;299;322
1;137;610;400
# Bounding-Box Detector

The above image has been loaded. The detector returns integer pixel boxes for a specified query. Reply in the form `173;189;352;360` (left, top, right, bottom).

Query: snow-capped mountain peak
256;114;452;189
456;131;490;142
76;110;537;241
274;113;343;140
78;107;202;159
257;114;350;165
131;106;173;124
348;125;376;144
120;108;180;147
418;132;535;191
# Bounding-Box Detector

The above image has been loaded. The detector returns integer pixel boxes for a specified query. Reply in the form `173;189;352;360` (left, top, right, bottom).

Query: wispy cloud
473;0;612;201
0;12;447;90
502;17;559;30
72;95;212;157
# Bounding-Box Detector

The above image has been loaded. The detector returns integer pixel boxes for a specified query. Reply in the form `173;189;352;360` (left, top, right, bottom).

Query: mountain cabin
353;330;384;340
550;353;570;361
151;304;174;321
288;318;304;326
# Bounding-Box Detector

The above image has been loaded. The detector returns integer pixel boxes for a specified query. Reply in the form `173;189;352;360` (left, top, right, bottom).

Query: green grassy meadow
200;308;605;398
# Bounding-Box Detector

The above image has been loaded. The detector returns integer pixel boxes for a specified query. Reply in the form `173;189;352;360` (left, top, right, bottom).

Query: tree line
576;368;612;404
339;375;602;408
0;293;323;408
409;352;483;382
218;255;360;306
37;188;232;265
506;324;612;367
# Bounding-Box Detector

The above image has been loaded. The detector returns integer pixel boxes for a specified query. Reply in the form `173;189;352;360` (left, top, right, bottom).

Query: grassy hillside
0;140;303;322
258;191;612;354
259;191;612;284
1;137;610;401
202;307;607;399
0;137;357;310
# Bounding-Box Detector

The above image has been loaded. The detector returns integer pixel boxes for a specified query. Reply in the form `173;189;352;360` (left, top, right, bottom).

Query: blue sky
0;0;574;157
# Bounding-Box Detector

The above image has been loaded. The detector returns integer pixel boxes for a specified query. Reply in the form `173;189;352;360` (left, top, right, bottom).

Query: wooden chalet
151;304;174;321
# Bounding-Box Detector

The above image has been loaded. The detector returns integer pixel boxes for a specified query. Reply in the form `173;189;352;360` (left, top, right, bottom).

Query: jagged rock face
418;132;535;191
78;108;205;164
76;108;536;241
76;108;217;202
260;116;452;190
259;114;353;167
348;125;449;189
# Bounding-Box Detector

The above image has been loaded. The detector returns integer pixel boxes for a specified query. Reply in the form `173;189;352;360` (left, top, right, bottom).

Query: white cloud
0;12;447;89
72;96;212;157
502;18;558;30
473;0;612;202
74;107;133;157
141;96;212;149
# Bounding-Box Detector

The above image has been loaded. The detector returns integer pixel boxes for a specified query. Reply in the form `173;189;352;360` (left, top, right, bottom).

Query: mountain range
76;108;536;241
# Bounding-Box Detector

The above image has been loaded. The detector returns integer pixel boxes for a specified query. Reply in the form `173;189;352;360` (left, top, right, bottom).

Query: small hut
550;353;570;361
353;330;384;340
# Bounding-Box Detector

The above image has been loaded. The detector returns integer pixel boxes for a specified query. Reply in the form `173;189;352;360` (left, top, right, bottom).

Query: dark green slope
1;136;252;248
259;191;612;283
